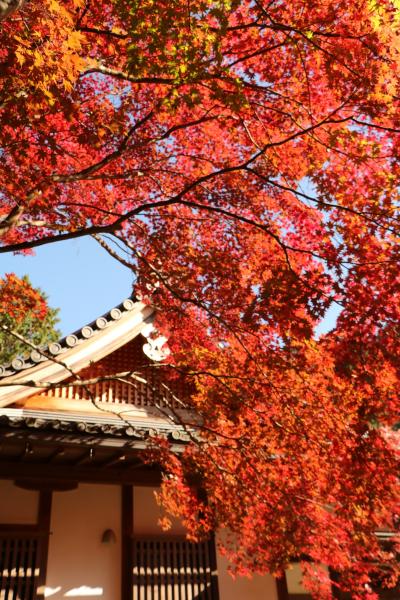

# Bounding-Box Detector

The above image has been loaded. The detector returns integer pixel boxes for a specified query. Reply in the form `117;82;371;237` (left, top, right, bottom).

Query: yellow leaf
33;50;44;68
14;35;31;48
15;51;25;66
66;31;83;51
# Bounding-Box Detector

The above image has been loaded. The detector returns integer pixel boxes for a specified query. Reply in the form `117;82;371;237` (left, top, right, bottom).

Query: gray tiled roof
0;297;138;379
0;407;191;444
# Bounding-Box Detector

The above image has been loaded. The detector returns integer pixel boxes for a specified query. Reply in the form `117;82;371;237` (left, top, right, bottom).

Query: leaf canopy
1;0;400;596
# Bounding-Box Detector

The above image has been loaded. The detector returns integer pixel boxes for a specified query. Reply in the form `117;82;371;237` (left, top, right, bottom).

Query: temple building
0;298;395;599
0;298;289;600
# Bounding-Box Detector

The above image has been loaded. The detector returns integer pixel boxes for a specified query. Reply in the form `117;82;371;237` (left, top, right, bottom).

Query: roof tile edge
0;296;141;378
0;298;156;407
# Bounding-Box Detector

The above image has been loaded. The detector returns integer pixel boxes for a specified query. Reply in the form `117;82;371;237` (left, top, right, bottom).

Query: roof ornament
141;323;170;362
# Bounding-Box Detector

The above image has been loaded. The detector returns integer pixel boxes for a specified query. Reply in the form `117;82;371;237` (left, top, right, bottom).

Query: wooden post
121;485;133;600
208;536;220;600
36;490;52;600
276;575;289;600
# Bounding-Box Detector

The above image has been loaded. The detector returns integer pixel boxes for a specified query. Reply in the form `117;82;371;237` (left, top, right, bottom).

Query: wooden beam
18;441;34;461
47;447;66;463
121;485;133;600
0;460;161;486
0;523;41;533
74;448;96;466
15;479;78;492
103;453;127;468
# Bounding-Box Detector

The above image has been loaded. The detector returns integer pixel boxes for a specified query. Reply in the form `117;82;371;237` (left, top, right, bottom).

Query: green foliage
0;276;60;364
120;0;238;82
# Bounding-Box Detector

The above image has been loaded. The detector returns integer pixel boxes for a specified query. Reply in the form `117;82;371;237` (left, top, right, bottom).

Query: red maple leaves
0;273;48;322
1;0;400;596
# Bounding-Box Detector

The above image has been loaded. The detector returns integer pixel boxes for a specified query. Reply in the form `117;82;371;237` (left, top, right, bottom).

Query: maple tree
1;0;400;596
0;274;59;364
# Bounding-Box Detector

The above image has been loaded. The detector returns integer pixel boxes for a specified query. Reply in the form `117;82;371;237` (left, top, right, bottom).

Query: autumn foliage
0;273;47;321
1;0;400;596
0;274;59;364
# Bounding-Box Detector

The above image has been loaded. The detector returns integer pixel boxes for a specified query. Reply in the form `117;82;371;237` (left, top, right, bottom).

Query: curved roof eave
0;299;155;407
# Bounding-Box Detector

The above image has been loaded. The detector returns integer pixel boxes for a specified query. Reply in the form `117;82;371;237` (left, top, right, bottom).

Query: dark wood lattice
132;538;219;600
0;533;42;600
39;337;192;410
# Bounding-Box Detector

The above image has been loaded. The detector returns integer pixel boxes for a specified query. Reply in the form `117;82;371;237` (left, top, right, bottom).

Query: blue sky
1;235;340;338
0;237;134;336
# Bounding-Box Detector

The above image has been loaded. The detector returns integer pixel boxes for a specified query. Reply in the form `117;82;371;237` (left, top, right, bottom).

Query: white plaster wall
134;486;186;536
0;480;39;524
285;563;328;594
286;563;308;594
216;546;279;600
45;484;121;600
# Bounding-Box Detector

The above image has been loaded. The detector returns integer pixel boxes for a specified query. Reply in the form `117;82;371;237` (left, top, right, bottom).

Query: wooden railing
39;338;190;411
42;377;186;410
